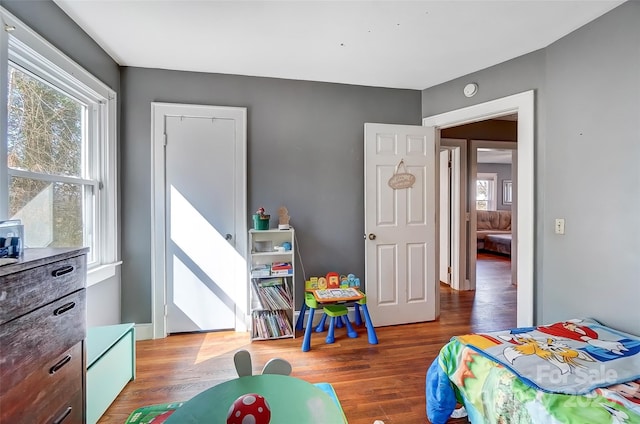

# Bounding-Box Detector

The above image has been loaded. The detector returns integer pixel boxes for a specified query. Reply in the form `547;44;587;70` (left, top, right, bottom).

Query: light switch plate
555;218;565;235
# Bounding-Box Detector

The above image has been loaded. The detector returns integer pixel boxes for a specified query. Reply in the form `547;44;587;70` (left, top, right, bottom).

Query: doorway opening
424;90;534;327
440;138;517;328
474;145;517;328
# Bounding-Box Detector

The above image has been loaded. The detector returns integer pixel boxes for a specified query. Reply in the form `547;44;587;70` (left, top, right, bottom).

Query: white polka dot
257;406;263;413
242;395;257;406
226;404;235;419
242;414;257;424
235;411;242;418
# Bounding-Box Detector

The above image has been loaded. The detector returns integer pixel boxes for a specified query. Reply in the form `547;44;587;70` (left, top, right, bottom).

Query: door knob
225;233;232;240
368;233;376;240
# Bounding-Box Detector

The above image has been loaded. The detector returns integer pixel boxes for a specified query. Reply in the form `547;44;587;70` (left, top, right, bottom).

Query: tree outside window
7;65;90;249
476;173;498;211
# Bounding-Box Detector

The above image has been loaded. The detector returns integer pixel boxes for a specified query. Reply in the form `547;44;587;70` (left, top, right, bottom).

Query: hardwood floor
98;254;515;424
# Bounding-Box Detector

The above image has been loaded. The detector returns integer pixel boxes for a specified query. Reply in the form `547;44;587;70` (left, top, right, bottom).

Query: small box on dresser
0;247;89;424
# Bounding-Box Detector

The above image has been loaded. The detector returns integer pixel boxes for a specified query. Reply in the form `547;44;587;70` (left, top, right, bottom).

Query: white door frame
423;90;534;327
440;139;466;291
150;102;247;339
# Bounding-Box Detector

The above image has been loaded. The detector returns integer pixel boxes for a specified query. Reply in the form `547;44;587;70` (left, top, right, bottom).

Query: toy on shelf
278;206;290;230
252;207;270;230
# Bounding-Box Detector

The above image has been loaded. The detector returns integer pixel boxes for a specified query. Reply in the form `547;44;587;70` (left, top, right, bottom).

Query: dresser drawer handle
52;265;75;277
53;302;76;316
52;406;72;424
49;354;72;374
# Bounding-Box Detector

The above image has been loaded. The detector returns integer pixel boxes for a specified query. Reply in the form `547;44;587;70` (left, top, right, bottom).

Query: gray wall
477;163;512;211
120;68;421;324
423;1;640;335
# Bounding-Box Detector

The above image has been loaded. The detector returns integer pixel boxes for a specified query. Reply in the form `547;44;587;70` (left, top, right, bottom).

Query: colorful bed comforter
426;319;640;424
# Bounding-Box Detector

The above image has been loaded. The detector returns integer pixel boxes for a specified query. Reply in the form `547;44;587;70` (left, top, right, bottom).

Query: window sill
87;261;122;287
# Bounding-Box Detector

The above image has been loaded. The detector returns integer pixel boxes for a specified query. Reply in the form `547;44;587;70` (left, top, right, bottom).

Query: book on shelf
252;310;293;339
271;262;292;270
270;261;292;276
251;278;293;310
251;264;271;277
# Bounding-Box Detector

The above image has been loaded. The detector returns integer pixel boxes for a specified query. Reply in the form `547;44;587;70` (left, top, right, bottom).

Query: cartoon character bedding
426;319;640;423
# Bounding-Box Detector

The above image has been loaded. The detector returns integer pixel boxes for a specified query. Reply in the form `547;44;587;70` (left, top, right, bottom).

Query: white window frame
476;172;498;211
0;8;119;286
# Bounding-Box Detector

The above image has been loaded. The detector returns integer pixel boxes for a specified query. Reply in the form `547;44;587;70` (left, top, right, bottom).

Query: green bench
86;323;136;424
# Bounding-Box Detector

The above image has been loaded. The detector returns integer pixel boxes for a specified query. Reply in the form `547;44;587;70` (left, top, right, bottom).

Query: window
1;9;118;277
476;173;498;211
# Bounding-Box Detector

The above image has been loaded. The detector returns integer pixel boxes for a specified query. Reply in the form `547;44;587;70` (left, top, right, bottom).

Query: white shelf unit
249;228;295;340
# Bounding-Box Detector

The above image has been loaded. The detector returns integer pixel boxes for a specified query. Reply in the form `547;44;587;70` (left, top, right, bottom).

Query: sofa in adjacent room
476;210;512;255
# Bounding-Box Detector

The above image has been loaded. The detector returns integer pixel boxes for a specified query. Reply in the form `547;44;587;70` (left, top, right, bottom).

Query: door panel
407;242;427;301
165;115;236;333
377;245;397;304
364;123;436;327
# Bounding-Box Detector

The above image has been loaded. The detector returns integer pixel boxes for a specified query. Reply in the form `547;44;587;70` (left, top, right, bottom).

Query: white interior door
364;123;437;326
152;103;247;337
439;149;451;285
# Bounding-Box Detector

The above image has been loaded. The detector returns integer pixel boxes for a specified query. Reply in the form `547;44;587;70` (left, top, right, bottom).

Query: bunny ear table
298;288;378;352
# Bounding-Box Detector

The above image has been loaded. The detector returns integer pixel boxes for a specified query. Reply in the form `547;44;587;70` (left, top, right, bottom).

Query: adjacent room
1;1;638;423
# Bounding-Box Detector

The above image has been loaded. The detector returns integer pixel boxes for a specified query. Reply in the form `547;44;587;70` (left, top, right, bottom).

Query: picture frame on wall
503;180;513;205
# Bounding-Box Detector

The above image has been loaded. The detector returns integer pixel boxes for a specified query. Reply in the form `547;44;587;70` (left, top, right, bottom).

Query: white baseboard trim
136;308;359;341
134;323;153;340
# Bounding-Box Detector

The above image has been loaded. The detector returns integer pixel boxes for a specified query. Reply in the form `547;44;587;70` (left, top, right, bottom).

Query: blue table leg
360;304;378;345
326;317;336;344
295;302;307;331
301;307;315;352
353;303;363;326
342;316;358;338
315;314;327;333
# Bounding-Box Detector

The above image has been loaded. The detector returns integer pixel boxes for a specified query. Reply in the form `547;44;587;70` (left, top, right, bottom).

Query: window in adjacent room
1;10;117;274
476;173;498;211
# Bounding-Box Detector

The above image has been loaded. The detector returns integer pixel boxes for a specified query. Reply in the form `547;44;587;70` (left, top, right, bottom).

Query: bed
426;319;640;424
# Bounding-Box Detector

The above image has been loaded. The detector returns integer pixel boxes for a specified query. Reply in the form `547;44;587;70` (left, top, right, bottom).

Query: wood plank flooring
98;253;514;424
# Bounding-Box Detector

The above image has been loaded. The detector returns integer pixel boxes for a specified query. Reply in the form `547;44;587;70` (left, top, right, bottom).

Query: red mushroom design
226;393;271;424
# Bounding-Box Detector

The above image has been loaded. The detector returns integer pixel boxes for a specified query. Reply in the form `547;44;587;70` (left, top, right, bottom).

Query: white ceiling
53;0;624;90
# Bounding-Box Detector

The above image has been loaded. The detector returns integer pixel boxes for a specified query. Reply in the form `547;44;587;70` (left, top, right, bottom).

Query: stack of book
270;262;292;276
252;310;293;339
250;264;271;277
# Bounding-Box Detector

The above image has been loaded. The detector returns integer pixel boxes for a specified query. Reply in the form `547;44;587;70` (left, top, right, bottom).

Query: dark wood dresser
0;247;89;423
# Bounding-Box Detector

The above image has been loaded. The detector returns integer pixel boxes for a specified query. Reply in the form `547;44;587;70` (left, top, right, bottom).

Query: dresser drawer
0;341;84;423
0;254;86;325
0;289;86;388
